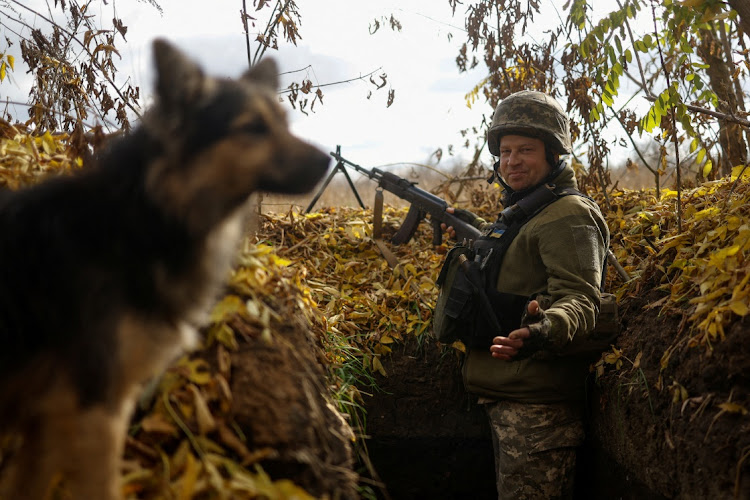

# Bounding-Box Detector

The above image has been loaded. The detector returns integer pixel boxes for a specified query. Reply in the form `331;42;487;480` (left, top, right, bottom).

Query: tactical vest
433;183;615;350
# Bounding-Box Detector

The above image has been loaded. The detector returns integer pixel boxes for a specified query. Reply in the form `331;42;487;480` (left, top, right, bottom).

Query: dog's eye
234;118;269;136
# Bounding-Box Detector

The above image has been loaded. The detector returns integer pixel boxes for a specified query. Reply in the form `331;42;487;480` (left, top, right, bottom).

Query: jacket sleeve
533;204;609;351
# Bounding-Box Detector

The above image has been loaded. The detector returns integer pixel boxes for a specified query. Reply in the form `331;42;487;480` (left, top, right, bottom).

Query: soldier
441;90;610;499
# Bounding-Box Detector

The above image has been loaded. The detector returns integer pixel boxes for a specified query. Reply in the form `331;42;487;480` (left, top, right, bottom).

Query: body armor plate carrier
433;183;618;351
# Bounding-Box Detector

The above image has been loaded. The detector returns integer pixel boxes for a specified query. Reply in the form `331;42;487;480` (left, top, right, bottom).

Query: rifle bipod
305;145;366;213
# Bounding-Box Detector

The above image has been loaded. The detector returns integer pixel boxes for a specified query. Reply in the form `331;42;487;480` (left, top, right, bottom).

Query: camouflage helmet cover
487;90;573;156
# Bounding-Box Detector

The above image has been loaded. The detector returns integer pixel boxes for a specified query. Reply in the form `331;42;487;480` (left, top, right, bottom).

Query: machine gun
328;149;481;246
307;147;630;281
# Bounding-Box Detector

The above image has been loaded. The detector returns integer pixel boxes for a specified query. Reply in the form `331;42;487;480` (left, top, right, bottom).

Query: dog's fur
0;39;329;499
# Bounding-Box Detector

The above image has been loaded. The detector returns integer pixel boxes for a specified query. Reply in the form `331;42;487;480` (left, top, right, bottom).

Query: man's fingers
441;224;456;237
528;299;540;316
508;331;529;341
490;344;517;358
493;335;524;348
491;351;513;361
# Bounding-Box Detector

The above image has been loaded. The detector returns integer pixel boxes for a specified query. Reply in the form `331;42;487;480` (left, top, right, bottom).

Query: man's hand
441;207;479;239
441;207;458;239
489;326;531;360
490;300;549;361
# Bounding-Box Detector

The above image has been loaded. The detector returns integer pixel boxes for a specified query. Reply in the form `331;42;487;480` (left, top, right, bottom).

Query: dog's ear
241;58;279;90
152;38;207;112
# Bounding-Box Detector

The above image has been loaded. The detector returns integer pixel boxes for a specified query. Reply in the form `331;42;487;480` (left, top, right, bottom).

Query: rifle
330;150;481;246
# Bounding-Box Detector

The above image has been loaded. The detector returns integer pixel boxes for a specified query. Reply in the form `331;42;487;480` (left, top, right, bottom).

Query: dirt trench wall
361;328;743;500
363;337;496;499
227;315;360;499
588;305;750;500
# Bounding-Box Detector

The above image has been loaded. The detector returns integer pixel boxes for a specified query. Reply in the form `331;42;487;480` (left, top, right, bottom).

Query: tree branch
642;95;750;128
7;0;142;122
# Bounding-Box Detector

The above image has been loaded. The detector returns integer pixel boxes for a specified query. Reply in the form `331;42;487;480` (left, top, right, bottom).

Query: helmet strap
487;160;501;184
545;149;559;171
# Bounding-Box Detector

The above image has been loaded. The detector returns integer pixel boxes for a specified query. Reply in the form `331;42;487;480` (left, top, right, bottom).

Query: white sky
1;0;494;169
117;0;494;168
2;0;636;172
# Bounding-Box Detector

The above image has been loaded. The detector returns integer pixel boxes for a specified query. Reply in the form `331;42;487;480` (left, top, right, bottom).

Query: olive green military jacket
462;165;610;403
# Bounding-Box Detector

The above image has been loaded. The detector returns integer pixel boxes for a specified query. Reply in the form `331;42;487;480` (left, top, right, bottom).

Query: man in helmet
442;90;609;499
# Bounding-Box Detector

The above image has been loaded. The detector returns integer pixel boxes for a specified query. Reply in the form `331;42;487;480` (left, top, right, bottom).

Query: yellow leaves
189;384;216;435
670;381;689;404
731;164;750;181
207;323;239;350
210;294;247;323
609;175;750;351
379;334;395;344
464;76;491;108
603;347;623;369
122;331;315;500
250;205;443;376
690;206;720;223
705;391;749;440
718;402;748;416
660;189;679;200
0;53;14;82
729;300;750;317
37;130;58;155
708;245;740;270
177;358;213;385
0;123;83;189
125;445;315;499
594;347;643;377
657;234;689;255
371;356;387;376
178;452;200;500
595;347;623;376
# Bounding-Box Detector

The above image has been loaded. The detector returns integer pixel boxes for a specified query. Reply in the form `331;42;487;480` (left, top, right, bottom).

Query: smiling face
498;135;553;191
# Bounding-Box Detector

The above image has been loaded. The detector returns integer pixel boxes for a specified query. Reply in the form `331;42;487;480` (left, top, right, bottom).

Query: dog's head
144;39;330;229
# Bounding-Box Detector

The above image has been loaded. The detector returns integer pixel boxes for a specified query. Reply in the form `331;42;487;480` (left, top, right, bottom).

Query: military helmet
487;90;572;156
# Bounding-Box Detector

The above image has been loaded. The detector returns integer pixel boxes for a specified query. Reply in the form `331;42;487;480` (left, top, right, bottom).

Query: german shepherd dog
0;39;329;499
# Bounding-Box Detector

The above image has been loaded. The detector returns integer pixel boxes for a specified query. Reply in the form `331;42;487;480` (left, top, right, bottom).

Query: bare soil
363;337;496;499
210;313;360;499
587;293;750;500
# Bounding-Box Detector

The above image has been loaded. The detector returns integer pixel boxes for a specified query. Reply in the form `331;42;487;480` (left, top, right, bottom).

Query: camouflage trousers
483;399;585;500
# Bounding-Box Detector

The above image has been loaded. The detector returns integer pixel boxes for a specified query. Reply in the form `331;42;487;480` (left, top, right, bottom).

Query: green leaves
638;84;680;133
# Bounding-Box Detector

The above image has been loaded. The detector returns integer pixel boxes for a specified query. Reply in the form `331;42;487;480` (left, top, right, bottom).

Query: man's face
498;135;552;191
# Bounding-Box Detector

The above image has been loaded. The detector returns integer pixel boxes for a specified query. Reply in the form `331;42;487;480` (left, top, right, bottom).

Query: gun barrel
329;148;482;245
330;151;380;179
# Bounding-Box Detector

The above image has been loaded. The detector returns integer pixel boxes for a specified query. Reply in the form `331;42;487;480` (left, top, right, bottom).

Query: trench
362;338;667;500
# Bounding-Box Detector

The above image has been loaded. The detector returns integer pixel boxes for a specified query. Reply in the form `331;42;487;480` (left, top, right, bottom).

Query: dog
0;38;330;499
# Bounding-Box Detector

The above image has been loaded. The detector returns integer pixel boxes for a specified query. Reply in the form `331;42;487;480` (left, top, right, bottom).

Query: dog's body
0;39;329;499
